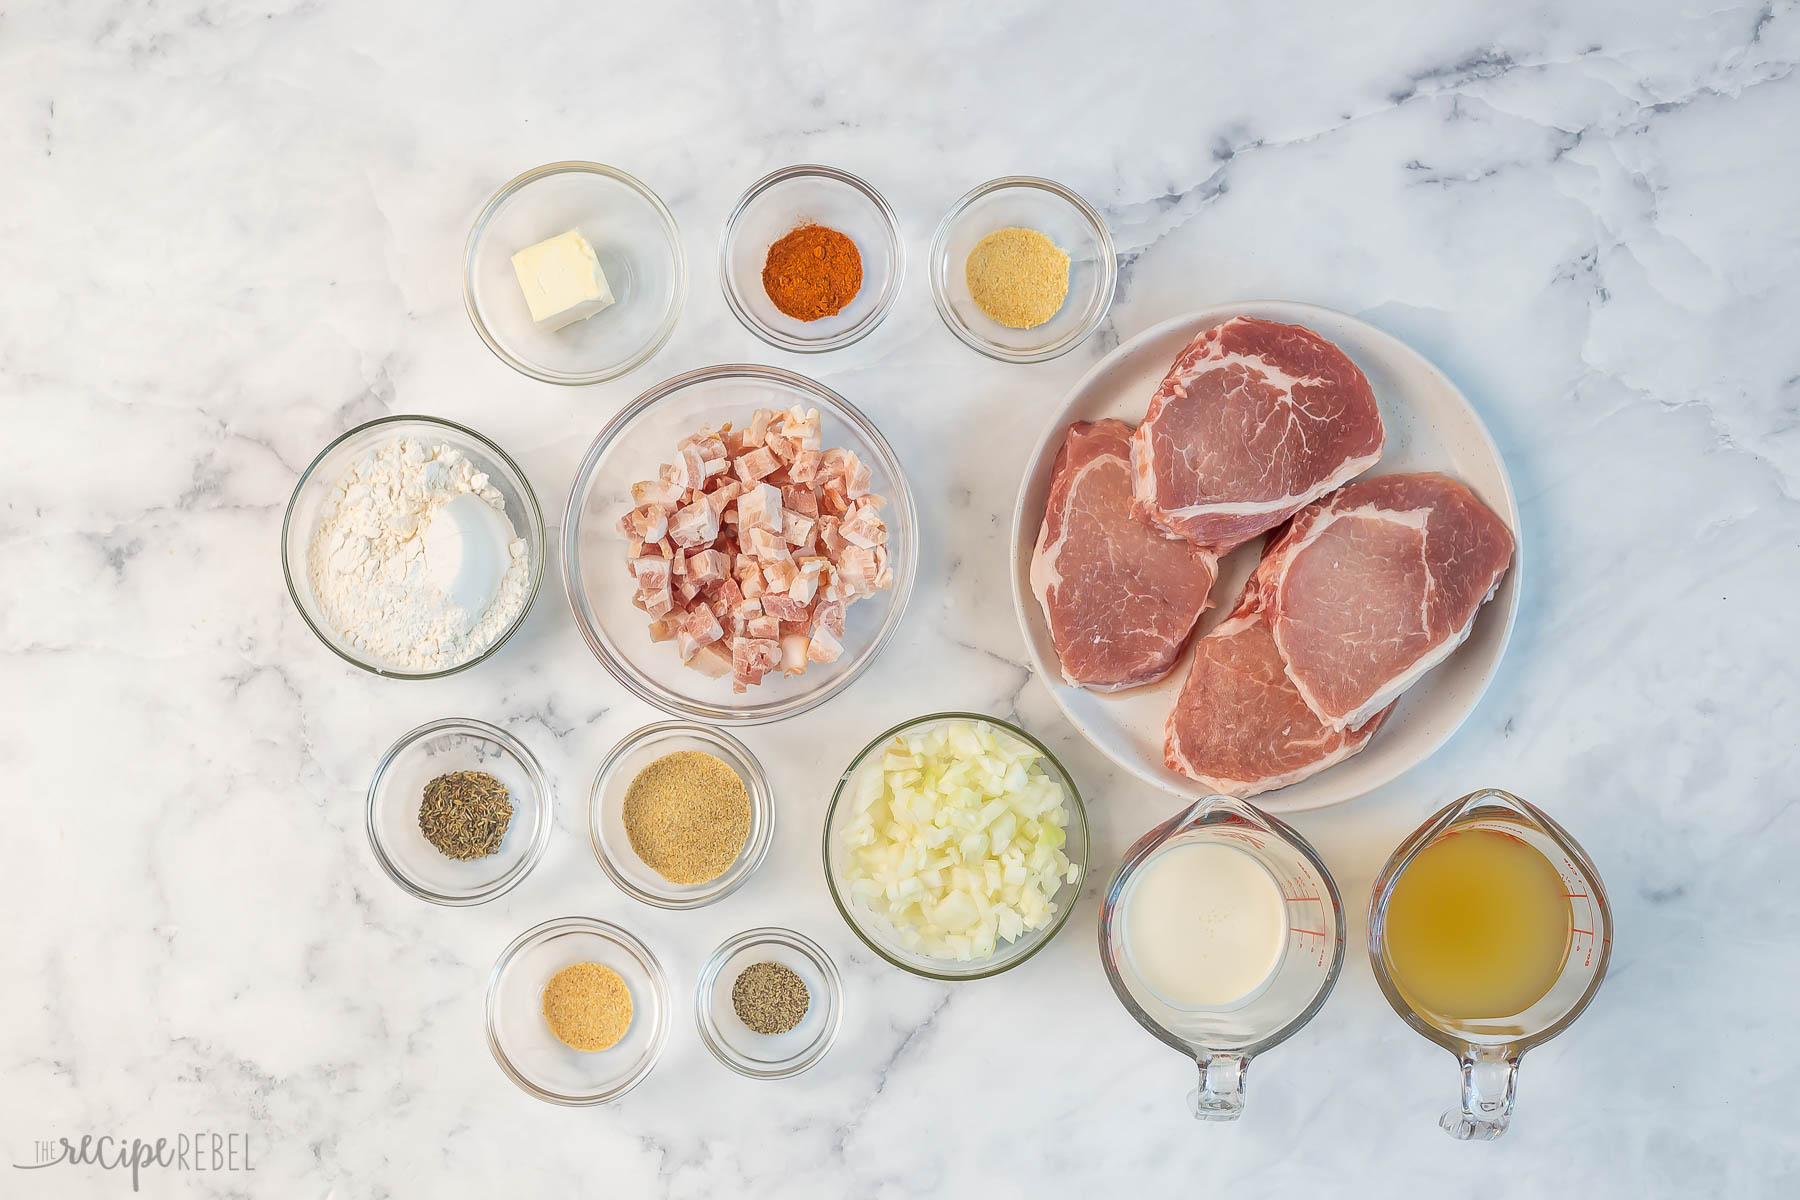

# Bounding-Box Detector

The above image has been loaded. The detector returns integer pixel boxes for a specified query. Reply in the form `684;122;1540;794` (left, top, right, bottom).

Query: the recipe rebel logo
12;1129;256;1192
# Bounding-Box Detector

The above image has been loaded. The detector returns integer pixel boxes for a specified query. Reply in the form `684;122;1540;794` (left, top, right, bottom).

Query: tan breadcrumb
965;227;1070;329
621;750;750;885
542;962;633;1052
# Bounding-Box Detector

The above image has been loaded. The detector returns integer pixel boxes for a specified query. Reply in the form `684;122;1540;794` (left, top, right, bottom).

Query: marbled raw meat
1131;316;1384;548
1249;471;1515;730
1031;419;1217;690
1164;584;1392;797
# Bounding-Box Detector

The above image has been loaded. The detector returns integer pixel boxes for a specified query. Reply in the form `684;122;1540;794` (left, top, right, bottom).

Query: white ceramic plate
1009;302;1522;812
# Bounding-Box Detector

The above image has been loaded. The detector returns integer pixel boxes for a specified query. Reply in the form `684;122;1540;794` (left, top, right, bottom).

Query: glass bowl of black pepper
365;717;553;905
695;927;844;1079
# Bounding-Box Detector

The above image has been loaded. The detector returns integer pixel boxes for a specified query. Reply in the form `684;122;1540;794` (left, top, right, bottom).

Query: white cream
421;492;513;629
1121;842;1289;1008
510;228;615;331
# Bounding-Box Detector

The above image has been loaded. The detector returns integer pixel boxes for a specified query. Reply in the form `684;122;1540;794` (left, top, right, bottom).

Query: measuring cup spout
1173;793;1270;832
1443;1047;1520;1140
1189;1051;1250;1121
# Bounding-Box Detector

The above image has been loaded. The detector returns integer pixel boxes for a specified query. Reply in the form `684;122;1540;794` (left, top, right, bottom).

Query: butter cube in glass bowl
465;162;686;386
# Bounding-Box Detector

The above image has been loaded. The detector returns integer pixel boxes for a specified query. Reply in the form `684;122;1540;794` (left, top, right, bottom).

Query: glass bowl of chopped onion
929;176;1117;364
561;364;918;725
823;713;1090;980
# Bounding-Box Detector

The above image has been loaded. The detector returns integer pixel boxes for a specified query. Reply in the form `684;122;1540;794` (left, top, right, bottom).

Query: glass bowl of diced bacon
562;364;918;724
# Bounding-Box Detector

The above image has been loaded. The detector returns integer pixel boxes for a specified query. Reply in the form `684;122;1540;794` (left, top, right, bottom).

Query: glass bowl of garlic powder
282;414;544;678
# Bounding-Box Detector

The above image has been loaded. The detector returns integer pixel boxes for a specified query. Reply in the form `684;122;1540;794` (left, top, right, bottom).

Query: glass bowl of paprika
719;164;904;354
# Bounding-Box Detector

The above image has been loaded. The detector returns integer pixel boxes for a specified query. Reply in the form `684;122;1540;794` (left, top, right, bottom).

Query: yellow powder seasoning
542;962;633;1052
965;227;1071;330
621;750;751;885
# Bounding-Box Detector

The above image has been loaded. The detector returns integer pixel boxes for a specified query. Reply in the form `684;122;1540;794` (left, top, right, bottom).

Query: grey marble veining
3;0;1796;1195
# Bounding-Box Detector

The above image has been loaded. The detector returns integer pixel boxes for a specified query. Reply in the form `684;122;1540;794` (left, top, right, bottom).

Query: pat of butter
510;229;615;332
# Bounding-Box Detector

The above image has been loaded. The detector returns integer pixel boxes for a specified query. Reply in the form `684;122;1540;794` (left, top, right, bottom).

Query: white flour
305;438;530;671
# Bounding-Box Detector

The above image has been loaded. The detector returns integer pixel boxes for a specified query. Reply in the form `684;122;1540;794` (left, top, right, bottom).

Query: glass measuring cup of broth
1099;795;1345;1120
1367;788;1613;1140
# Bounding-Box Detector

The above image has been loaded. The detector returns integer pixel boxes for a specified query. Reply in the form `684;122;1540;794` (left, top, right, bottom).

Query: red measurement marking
1284;895;1321;903
1291;928;1327;937
1565;893;1587;899
1570;928;1593;936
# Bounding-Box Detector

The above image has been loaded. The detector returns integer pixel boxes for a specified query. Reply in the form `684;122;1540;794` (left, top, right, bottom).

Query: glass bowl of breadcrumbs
929;176;1116;363
589;722;775;909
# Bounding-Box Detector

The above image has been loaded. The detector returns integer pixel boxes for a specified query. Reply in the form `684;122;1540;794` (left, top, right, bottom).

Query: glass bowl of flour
283;415;545;678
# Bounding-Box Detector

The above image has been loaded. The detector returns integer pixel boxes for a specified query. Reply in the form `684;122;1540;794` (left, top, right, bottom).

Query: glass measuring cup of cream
1368;788;1612;1140
1099;795;1345;1121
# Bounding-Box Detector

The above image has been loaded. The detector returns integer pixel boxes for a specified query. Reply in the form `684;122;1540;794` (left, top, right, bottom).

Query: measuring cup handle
1442;1049;1519;1140
1189;1052;1249;1121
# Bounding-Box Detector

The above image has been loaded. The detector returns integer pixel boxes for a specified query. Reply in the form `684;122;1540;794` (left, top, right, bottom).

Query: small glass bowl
695;927;844;1079
719;165;903;353
589;722;774;908
464;161;686;385
365;717;553;905
485;917;670;1105
561;363;917;725
281;414;545;679
929;176;1117;363
822;713;1090;980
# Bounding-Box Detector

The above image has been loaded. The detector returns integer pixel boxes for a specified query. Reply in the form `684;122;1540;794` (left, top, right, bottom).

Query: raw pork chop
1164;584;1393;797
1131;316;1385;548
1031;419;1217;690
1251;472;1515;730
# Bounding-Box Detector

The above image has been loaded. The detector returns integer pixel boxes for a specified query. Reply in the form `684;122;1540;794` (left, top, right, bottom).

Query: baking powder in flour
305;438;530;671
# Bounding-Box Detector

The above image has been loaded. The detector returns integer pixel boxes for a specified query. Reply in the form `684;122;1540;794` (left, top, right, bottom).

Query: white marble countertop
4;1;1796;1195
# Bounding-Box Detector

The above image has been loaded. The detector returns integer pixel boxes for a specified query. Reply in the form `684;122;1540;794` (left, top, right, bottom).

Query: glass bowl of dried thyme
695;927;843;1079
588;722;775;909
365;717;553;905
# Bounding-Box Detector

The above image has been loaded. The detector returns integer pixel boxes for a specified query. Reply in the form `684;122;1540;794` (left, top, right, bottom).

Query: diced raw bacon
633;556;674;617
817;514;845;555
838;544;882;596
668;498;722;548
705;479;744;515
783;485;819;517
760;591;810;622
732;637;781;691
784;407;822;450
676;605;725;660
734;445;781;483
838;505;886;548
689;641;733;678
841;451;872;497
790;450;822;485
623;505;669;543
632;478;683;507
807;624;843;663
789;559;823;606
744;526;792;563
737;482;782;533
782;510;816;547
813;598;847;638
761;558;799;593
626;410;892;690
687;548;730;585
779;633;810;675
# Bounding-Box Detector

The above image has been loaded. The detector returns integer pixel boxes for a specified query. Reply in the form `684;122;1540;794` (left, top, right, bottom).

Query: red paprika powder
762;224;862;321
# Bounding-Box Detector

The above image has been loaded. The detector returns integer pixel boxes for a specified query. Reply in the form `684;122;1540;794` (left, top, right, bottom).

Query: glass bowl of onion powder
695;927;843;1079
929;176;1116;363
589;722;775;908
